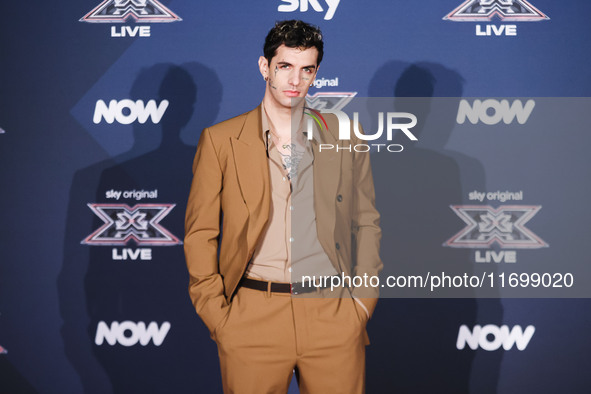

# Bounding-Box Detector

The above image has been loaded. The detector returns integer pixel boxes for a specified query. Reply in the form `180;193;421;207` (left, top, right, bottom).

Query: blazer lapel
311;118;341;256
230;106;271;246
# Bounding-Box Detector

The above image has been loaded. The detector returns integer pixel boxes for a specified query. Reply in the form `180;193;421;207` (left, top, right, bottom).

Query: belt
240;277;324;295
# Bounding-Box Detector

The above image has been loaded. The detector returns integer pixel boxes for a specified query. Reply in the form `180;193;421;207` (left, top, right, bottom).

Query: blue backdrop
1;1;590;393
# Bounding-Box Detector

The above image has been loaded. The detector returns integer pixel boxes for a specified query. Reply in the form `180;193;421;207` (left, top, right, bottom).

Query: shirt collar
260;101;323;146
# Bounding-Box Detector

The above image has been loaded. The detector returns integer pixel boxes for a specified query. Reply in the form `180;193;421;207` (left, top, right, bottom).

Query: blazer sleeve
184;127;229;334
349;130;383;317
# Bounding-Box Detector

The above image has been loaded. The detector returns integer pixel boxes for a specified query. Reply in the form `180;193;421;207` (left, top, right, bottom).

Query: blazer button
335;242;340;250
337;194;343;202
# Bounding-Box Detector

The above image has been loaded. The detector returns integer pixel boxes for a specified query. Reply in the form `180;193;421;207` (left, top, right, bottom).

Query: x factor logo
306;92;357;111
80;0;182;23
445;205;548;248
82;203;181;246
444;0;549;22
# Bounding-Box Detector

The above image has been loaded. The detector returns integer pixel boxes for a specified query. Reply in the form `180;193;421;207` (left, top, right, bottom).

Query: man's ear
258;56;269;81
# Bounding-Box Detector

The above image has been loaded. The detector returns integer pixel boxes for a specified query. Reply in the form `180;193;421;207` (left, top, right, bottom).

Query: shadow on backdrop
58;63;223;393
365;61;503;394
0;357;38;394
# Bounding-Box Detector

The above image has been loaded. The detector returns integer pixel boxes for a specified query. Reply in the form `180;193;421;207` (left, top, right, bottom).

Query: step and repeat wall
1;1;591;393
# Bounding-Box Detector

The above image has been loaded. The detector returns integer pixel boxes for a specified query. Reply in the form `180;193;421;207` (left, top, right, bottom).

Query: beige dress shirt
245;103;338;283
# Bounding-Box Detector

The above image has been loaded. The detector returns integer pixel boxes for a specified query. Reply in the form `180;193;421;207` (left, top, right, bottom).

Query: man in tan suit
185;20;382;393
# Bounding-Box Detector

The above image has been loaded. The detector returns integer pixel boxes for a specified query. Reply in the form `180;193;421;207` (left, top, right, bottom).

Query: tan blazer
185;105;382;334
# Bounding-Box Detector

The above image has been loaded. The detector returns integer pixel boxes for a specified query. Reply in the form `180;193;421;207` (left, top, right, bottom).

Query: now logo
93;99;169;124
95;321;171;346
457;99;535;125
456;324;535;351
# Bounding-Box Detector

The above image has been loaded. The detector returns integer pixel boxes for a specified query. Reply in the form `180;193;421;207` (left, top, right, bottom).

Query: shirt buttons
288;267;292;273
290;205;294;211
335;242;340;250
337;194;343;202
283;176;287;181
289;237;294;243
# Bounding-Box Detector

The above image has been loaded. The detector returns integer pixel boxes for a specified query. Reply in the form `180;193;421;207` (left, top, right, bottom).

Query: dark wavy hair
263;20;324;66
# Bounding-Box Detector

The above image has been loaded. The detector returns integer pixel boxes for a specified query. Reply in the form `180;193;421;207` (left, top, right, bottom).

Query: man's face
260;44;319;109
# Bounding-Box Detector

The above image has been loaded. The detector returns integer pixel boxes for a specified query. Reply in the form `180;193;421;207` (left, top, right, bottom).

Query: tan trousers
213;286;368;394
